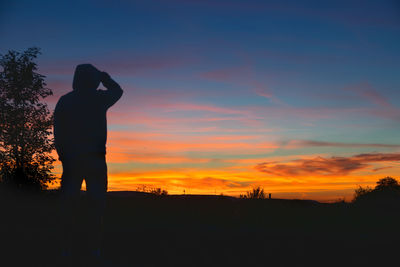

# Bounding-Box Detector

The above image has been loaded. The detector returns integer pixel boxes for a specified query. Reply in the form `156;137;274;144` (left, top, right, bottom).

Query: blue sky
1;0;400;200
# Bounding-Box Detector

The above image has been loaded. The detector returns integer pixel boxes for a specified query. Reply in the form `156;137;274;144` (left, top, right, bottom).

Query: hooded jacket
54;64;123;161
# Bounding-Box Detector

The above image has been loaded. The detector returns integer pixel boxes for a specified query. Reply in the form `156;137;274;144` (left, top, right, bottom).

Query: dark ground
1;190;399;267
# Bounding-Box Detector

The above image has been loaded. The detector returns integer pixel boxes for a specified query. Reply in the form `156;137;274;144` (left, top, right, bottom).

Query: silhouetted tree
353;185;373;202
353;177;400;204
375;176;400;191
136;185;168;195
150;187;168;196
0;47;55;190
240;186;266;199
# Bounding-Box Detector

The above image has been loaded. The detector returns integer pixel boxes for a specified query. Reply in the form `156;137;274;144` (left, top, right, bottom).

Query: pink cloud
200;66;251;82
249;105;366;121
344;82;400;121
198;63;289;108
107;109;263;130
39;50;197;76
345;82;392;108
285;140;400;149
95;55;189;76
160;102;250;115
251;81;287;106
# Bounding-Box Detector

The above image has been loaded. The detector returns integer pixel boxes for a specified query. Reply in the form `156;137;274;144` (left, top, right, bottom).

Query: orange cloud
49;155;398;202
106;130;279;163
255;153;400;177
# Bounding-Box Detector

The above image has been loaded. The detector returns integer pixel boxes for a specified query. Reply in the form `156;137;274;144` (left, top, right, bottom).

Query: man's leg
59;158;84;261
84;154;108;260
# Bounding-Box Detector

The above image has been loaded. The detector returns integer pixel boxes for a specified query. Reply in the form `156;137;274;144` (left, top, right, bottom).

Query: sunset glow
3;0;400;202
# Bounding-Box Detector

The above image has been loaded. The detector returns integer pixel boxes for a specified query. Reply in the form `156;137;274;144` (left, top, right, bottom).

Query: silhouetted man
54;64;123;266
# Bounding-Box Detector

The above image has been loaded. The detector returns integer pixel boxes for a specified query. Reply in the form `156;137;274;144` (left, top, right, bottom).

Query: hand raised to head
100;72;111;83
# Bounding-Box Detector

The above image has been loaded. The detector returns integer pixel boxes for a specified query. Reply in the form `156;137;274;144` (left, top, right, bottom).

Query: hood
72;64;101;92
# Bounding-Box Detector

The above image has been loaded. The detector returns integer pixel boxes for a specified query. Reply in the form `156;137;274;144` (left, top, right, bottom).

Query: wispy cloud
200;65;251;82
345;82;392;108
345;83;400;121
199;64;287;107
39;50;197;76
285;140;400;149
107;130;279;163
255;153;400;177
161;102;250;115
252;80;287;106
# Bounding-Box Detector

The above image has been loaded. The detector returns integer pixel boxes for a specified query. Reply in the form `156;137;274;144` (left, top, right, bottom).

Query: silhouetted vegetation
239;186;266;199
353;185;373;202
2;186;400;267
375;176;400;190
136;185;168;196
150;187;168;196
0;47;54;191
353;177;400;205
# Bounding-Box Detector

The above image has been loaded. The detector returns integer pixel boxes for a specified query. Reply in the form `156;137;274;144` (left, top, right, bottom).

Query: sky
1;0;400;201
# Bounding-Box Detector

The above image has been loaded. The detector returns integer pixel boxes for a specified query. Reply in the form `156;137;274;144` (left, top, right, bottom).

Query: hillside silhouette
1;183;400;267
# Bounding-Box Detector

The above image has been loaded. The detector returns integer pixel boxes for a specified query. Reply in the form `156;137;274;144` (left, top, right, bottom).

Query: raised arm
99;72;123;109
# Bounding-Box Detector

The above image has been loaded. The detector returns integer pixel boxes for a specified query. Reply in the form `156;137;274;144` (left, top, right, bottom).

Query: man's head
73;64;101;92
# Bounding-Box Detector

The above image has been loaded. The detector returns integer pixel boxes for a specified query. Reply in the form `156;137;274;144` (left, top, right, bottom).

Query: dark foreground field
1;190;399;267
